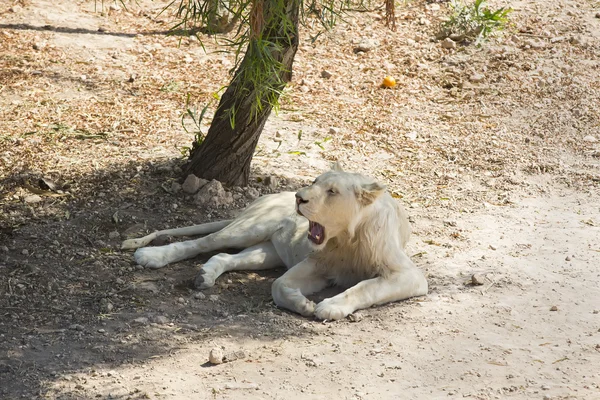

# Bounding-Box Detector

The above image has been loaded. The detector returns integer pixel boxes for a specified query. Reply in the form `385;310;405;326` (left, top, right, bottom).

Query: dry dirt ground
1;0;600;399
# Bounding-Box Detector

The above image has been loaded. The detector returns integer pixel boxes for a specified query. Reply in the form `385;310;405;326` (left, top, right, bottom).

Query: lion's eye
327;188;337;195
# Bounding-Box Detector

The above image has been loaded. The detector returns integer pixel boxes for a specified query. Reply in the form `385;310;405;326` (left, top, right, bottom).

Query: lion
122;164;428;320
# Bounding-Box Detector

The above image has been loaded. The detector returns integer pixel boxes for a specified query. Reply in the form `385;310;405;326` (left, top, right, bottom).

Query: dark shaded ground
0;159;314;398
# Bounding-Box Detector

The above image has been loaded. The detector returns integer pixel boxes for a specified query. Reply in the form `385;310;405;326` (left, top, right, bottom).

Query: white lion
122;165;428;320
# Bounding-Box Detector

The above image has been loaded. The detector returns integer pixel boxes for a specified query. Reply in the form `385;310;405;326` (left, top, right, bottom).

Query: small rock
441;38;456;49
583;135;597;143
194;180;233;207
443;220;457;227
469;73;485;83
489;244;497;250
208;295;219;302
209;347;224;364
177;297;185;304
109;4;121;11
223;350;247;362
263;176;278;191
596;12;600;19
0;246;8;253
194;292;206;300
21;249;29;256
102;302;114;313
171;182;182;193
133;317;149;325
565;256;571;261
136;281;159;292
471;273;486;286
153;315;169;324
108;231;120;240
69;324;85;331
543;395;552;400
182;174;208;194
80;75;87;81
128;73;137;83
524;39;546;49
321;70;333;79
542;385;551;390
549;306;558;312
329;127;340;135
115;278;125;285
24;194;42;203
32;42;45;51
97;328;106;334
569;35;584;45
9;5;22;12
353;38;380;53
245;187;260;200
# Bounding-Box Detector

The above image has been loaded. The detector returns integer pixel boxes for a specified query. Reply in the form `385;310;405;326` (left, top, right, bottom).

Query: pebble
329;127;340;135
321;70;333;79
489;244;497;250
33;42;46;51
133;317;149;325
21;249;29;256
108;231;120;240
0;246;8;253
153;315;169;324
549;306;558;311
565;256;571;261
171;182;182;193
583;135;597;142
245;187;260;200
177;297;185;304
9;5;22;12
469;73;485;83
524;39;546;49
69;324;85;331
182;174;208;194
209;295;219;302
24;195;42;204
596;12;600;18
194;291;206;300
471;273;486;286
97;328;106;334
441;38;456;49
353;38;380;53
543;396;552;400
209;347;224;364
542;385;550;390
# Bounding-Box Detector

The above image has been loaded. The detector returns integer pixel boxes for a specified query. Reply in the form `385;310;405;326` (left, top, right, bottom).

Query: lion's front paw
134;247;169;269
193;267;216;290
314;298;353;321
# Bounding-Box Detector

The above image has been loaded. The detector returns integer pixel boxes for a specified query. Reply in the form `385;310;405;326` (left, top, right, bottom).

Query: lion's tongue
308;221;325;245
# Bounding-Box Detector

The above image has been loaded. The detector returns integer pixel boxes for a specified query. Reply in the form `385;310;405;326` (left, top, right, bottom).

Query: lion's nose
295;194;308;205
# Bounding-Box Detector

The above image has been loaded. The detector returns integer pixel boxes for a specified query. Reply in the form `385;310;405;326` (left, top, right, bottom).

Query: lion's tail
120;220;233;250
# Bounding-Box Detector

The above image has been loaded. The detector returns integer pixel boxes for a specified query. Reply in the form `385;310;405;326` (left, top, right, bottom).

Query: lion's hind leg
194;242;283;289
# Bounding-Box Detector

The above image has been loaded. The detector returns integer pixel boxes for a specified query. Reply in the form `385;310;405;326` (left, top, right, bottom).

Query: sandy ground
1;0;599;399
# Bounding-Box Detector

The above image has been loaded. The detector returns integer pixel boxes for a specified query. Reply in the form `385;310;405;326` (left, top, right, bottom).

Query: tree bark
182;0;300;186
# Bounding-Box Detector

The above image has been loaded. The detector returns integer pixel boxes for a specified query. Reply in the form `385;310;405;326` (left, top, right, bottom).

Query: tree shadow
0;158;316;398
0;23;210;38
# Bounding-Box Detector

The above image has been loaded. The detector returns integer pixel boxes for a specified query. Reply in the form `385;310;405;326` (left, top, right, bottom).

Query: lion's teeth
315;235;320;240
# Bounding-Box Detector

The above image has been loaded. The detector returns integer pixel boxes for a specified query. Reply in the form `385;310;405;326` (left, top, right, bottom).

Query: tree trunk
182;0;300;187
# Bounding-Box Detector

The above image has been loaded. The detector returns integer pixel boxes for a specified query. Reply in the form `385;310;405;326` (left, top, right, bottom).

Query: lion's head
295;163;386;249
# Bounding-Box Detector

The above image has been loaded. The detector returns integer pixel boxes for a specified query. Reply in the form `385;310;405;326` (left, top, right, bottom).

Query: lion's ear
357;181;386;206
331;162;344;172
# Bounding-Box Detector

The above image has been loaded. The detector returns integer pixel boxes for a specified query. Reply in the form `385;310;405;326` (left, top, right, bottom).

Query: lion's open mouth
308;221;325;245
